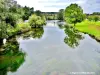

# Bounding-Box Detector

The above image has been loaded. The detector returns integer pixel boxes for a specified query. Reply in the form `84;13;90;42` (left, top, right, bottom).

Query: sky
16;0;100;13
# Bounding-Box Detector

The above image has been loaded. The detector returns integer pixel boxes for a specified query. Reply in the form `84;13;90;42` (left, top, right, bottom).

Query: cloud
16;0;100;13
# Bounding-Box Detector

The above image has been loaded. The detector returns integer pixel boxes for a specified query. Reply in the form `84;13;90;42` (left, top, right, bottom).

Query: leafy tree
0;22;7;45
57;9;64;20
28;14;46;28
0;0;8;44
35;10;42;16
65;4;85;26
0;0;25;44
22;6;34;20
93;12;100;15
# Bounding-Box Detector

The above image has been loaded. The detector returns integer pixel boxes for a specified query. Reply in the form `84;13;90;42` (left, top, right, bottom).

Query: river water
0;20;100;75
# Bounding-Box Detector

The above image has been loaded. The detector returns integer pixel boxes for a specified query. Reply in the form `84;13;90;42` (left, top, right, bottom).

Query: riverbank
75;20;100;41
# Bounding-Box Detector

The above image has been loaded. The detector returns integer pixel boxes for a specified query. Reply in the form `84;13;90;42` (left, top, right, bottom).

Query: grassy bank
75;20;100;40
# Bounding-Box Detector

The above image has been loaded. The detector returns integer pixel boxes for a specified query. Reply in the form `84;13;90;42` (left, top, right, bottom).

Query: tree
57;9;64;20
88;15;99;22
0;0;9;44
28;14;46;28
93;12;100;15
0;21;7;45
22;6;34;20
35;10;41;16
65;4;85;26
0;0;25;44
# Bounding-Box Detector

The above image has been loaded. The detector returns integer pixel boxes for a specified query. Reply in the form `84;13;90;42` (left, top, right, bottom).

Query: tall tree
0;0;8;44
0;0;24;44
57;9;64;20
35;10;41;16
65;4;85;26
22;6;34;20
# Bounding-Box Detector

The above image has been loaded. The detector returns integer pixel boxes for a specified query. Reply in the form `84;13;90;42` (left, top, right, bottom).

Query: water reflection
0;21;100;75
57;23;64;29
19;27;44;39
64;25;84;48
0;38;25;75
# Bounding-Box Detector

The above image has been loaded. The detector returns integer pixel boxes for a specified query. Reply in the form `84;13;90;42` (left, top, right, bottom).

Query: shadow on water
0;38;26;75
57;22;84;48
64;25;84;48
0;27;44;75
17;27;44;39
58;22;84;48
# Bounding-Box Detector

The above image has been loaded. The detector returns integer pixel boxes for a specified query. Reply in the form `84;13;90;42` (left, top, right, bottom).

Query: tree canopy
0;0;35;44
65;4;85;26
57;9;64;20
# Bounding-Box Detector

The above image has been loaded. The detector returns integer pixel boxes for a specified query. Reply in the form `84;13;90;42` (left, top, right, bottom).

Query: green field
75;20;100;40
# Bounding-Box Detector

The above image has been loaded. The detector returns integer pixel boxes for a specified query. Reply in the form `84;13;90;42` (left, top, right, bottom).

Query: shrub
88;15;100;22
16;21;31;32
28;14;46;27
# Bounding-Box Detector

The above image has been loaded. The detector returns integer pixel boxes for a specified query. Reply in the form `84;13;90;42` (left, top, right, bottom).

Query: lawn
75;20;100;40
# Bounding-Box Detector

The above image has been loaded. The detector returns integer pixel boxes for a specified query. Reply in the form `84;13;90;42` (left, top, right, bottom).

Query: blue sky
16;0;100;13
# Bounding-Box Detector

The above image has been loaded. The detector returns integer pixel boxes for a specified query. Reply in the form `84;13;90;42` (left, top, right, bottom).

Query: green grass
75;20;100;40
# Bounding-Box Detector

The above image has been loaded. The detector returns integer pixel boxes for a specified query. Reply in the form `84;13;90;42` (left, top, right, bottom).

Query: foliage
43;12;58;20
88;15;100;22
28;14;46;27
46;15;57;20
0;21;8;39
22;6;34;20
93;12;100;15
16;21;31;32
5;13;21;27
65;4;85;26
57;9;64;20
35;10;42;16
0;0;35;44
0;0;24;42
41;15;46;24
7;19;31;37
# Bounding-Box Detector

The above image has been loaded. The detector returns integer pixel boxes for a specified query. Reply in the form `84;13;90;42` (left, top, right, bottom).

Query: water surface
1;20;100;75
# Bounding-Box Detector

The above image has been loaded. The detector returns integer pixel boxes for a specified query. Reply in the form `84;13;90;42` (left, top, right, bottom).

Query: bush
88;15;100;22
47;16;55;20
16;21;31;32
5;13;21;27
0;21;8;39
28;14;46;27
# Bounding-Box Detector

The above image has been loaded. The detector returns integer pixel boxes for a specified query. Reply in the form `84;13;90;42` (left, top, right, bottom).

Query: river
0;20;100;75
